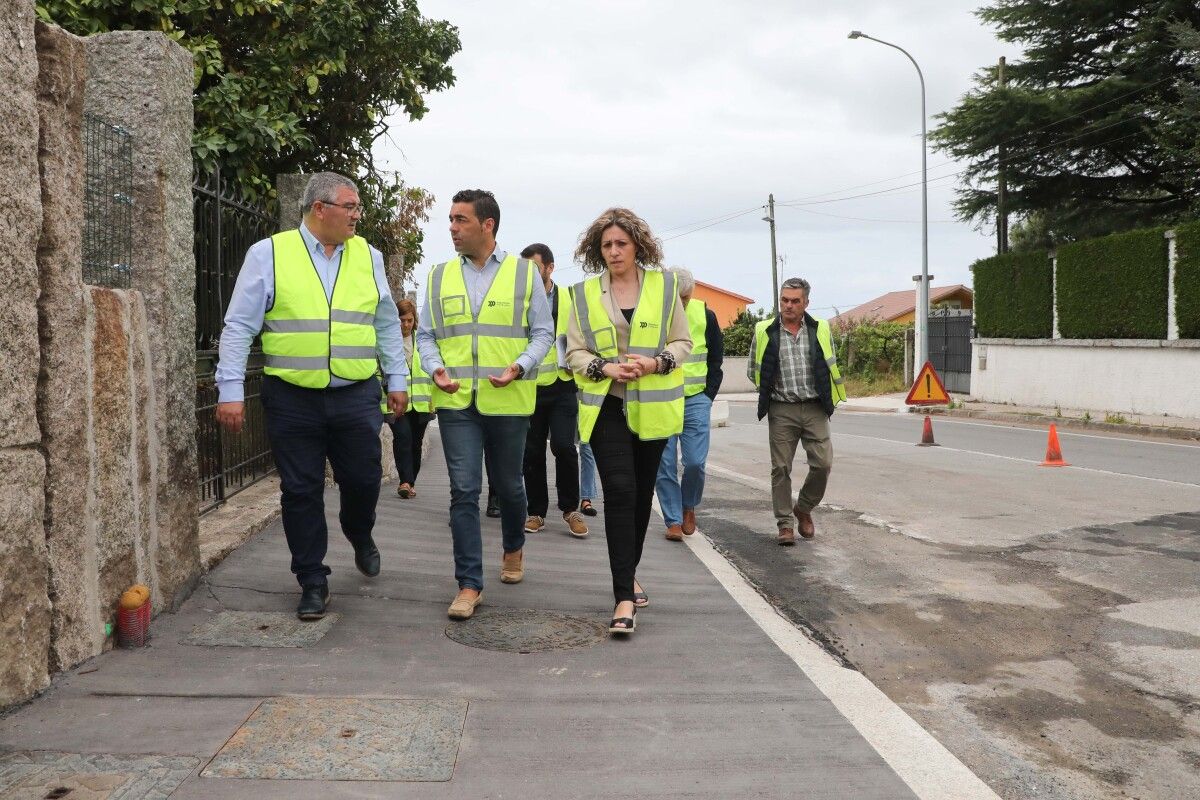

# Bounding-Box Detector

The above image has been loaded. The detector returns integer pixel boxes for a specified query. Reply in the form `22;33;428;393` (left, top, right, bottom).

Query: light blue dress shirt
415;247;554;382
215;222;408;403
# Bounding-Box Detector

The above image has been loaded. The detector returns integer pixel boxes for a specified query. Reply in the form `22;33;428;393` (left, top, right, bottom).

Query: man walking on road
417;190;553;620
748;277;845;544
215;172;408;620
657;267;723;541
520;243;589;539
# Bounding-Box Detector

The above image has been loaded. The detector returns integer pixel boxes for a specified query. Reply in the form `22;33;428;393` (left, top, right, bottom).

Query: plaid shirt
748;322;816;402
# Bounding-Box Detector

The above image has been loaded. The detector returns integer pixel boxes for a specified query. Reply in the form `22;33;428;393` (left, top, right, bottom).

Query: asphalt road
691;402;1200;800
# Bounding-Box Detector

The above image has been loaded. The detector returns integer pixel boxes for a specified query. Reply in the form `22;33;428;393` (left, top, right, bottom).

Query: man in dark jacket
748;277;845;544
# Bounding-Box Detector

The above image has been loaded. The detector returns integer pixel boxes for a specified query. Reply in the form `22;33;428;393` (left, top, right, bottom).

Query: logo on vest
638;320;659;330
487;299;513;309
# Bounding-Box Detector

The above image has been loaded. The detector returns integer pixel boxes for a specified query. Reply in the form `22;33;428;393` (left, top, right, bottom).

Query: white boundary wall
971;338;1200;418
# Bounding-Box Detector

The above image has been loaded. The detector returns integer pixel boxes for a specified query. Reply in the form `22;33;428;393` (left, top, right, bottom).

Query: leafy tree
38;0;460;271
931;1;1200;245
722;307;769;357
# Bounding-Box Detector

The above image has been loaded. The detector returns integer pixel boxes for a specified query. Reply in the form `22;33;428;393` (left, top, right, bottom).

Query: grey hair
781;277;811;297
668;266;695;297
301;172;358;213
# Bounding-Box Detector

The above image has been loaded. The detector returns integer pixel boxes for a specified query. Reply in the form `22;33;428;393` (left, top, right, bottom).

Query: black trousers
389;409;431;486
261;375;383;588
590;395;667;603
523;381;580;517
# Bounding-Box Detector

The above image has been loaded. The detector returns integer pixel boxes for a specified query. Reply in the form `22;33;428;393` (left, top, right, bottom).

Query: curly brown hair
573;208;664;274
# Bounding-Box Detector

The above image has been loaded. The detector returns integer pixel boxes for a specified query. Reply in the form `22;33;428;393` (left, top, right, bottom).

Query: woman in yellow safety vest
566;208;692;635
389;299;432;498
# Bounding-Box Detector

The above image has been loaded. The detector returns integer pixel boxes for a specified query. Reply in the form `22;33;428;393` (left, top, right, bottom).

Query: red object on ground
1040;424;1070;467
117;600;151;648
917;415;939;447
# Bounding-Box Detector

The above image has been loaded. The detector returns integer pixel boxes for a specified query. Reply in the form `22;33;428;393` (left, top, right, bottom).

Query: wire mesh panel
83;114;133;288
194;166;277;513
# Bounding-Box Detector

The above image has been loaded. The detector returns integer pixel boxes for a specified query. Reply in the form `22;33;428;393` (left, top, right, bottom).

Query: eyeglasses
320;200;364;213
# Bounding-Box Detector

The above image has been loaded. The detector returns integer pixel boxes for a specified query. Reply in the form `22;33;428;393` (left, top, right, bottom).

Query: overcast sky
379;0;1012;317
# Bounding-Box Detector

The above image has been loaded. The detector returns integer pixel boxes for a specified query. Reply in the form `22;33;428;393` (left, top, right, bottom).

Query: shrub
1173;221;1200;339
971;250;1053;338
1056;227;1168;339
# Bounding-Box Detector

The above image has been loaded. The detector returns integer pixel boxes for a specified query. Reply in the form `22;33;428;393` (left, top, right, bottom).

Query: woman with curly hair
566;208;692;635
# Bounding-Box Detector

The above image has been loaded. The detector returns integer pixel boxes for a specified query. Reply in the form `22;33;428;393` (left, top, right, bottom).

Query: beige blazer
565;267;692;400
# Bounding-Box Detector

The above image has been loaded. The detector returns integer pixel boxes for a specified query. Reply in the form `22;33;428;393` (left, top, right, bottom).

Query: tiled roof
828;285;971;327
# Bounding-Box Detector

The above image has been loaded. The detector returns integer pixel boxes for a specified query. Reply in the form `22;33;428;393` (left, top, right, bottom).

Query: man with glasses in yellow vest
656;267;723;541
520;243;589;540
215;172;408;620
416;190;553;620
748;277;846;545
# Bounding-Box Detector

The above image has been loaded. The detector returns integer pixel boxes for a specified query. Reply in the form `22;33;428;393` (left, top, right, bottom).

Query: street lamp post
848;30;930;368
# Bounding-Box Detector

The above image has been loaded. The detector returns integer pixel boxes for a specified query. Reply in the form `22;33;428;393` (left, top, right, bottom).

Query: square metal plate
185;611;339;647
202;697;467;781
0;751;197;799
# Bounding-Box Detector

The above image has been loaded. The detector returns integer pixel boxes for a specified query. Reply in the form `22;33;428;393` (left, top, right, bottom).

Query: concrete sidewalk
0;429;950;799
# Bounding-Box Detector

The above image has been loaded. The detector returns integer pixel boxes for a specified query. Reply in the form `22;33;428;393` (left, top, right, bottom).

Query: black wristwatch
514;363;526;379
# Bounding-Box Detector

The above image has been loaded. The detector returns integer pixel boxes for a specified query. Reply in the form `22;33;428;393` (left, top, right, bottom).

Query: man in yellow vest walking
748;277;846;545
656;267;723;541
416;190;553;620
215;172;409;620
519;243;589;539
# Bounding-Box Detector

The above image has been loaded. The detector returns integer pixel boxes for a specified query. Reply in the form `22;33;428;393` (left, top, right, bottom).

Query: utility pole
764;193;779;316
996;56;1008;254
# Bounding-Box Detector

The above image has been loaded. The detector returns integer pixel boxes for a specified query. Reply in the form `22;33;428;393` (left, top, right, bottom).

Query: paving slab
0;427;921;798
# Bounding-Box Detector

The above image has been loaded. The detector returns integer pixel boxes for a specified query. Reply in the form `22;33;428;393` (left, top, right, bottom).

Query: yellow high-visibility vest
408;347;431;412
263;230;379;388
751;316;846;405
572;269;684;442
683;299;709;397
425;254;537;415
535;284;573;386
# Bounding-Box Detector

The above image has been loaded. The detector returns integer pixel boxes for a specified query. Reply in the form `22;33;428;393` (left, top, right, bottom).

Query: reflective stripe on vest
426;255;537;415
683;298;709;397
263;230;379;388
572;269;684;443
751;316;846;406
536;283;573;386
408;347;432;412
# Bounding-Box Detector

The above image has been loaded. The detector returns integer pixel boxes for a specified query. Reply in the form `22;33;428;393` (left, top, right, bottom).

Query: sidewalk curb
925;407;1200;442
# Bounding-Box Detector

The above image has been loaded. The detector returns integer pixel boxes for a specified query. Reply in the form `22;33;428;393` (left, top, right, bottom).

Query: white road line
706;461;771;491
829;431;1200;488
675;519;1002;800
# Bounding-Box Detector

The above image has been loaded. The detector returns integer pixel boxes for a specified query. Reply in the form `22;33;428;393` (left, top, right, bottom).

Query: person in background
521;242;589;539
391;298;431;499
566;207;691;635
656;266;723;541
579;442;599;516
747;277;845;545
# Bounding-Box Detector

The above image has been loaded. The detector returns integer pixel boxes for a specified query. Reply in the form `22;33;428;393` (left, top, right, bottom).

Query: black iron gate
928;310;972;394
194;167;276;513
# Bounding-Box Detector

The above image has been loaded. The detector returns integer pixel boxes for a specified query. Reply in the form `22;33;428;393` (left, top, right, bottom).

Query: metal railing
194;166;277;513
83;114;133;288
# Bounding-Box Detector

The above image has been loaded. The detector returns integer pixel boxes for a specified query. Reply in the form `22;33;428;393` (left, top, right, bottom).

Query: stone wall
0;0;52;708
0;20;200;709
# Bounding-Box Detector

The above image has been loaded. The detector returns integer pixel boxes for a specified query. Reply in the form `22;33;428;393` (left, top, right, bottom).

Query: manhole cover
0;752;197;799
184;611;339;647
444;609;608;653
202;697;466;781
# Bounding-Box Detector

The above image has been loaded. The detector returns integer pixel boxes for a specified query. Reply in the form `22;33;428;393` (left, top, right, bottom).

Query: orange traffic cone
917;415;938;447
1040;424;1070;467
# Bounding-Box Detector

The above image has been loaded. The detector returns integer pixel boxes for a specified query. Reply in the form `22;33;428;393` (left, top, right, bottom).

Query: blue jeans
655;393;712;528
579;442;599;500
438;404;529;591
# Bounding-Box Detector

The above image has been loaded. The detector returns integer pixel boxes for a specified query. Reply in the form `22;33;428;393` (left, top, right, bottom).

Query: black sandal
580;499;597;517
609;607;636;635
633;585;649;609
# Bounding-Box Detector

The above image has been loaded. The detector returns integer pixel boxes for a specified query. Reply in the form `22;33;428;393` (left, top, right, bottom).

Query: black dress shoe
353;537;380;577
485;493;500;518
297;584;330;620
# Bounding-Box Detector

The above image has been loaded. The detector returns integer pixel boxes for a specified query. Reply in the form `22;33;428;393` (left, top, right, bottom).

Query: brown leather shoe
681;508;697;535
448;589;482;620
500;549;524;583
777;527;796;546
793;505;815;539
665;524;684;541
563;511;589;538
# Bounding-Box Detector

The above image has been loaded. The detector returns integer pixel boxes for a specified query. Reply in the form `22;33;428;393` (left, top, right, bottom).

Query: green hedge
971;250;1053;338
1174;221;1200;339
1056;228;1168;339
